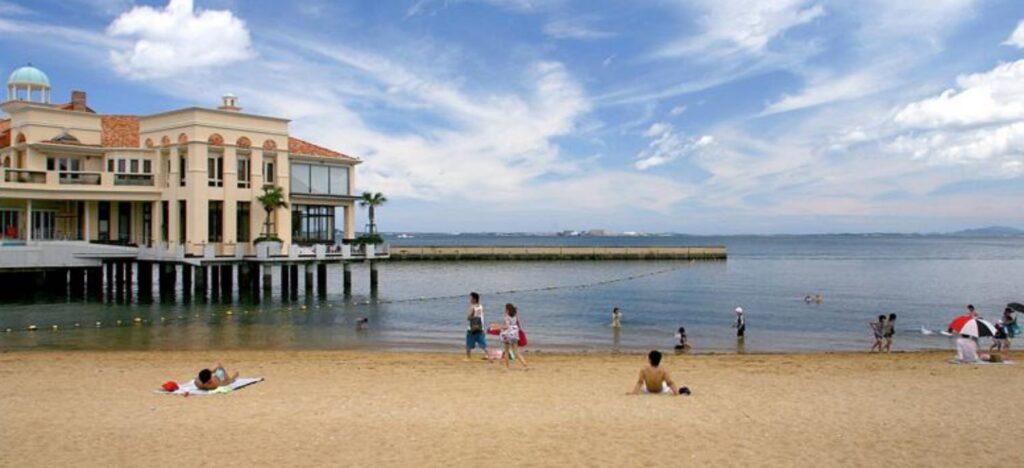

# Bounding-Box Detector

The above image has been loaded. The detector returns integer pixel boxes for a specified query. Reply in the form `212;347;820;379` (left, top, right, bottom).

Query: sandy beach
1;349;1020;467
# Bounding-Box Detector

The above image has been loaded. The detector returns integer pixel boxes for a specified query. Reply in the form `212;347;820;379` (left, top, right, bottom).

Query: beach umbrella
948;315;997;338
1007;303;1024;314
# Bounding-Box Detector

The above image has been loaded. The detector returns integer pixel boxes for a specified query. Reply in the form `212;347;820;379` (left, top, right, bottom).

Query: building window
329;166;349;195
236;202;250;242
143;160;152;174
130;159;139;174
291;204;335;244
178;201;186;244
118;202;131;243
207;153;223;187
180;154;187;187
0;209;20;240
208;201;223;242
290;163;349;195
264;159;275;184
161;200;169;243
291;163;309;193
98;202;110;242
238;154;250;188
117;159;126;173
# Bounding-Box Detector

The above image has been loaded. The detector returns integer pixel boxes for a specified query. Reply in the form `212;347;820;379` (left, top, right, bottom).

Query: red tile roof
288;136;358;162
100;115;140;148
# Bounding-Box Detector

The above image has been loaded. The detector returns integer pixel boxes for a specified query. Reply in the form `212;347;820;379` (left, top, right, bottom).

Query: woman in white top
500;303;528;369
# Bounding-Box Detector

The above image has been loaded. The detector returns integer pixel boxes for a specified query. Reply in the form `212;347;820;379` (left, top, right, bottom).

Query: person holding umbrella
949;314;998;363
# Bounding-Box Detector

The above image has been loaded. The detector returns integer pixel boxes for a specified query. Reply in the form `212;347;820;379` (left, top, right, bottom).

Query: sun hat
735;307;743;313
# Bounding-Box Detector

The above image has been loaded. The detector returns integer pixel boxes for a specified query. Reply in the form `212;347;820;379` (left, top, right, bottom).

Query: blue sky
3;0;1024;234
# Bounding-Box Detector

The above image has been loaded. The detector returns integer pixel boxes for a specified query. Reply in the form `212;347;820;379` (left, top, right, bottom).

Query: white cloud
106;0;254;79
542;18;616;40
893;59;1024;129
761;68;888;115
669;105;687;116
1006;20;1024;48
656;0;824;59
634;122;713;170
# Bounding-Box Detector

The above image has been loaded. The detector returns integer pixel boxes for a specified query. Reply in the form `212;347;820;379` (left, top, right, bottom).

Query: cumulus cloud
634;122;713;170
656;0;824;59
106;0;254;79
893;59;1024;129
1004;19;1024;48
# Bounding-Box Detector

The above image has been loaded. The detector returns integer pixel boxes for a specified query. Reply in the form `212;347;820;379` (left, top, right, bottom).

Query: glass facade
291;204;335;244
290;163;349;196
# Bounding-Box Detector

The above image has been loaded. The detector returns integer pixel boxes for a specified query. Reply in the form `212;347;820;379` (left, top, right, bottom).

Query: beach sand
0;349;1020;467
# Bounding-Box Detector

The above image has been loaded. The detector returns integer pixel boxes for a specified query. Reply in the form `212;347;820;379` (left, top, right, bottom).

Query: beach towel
154;377;264;396
947;359;1016;366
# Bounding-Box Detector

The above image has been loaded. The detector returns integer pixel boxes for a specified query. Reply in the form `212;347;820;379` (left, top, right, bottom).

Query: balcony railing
3;169;46;184
114;174;155;186
58;171;102;185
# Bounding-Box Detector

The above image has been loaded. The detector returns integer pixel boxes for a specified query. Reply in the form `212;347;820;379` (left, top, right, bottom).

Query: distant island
338;226;1024;238
945;226;1024;237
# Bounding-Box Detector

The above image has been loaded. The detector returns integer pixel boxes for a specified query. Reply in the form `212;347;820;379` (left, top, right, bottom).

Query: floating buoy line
0;264;687;335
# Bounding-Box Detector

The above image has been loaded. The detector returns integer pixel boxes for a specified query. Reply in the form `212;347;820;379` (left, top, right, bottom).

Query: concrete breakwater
386;245;726;261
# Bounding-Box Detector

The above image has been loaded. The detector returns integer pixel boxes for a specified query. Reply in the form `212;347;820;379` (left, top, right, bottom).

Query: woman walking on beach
869;315;886;353
500;303;528;369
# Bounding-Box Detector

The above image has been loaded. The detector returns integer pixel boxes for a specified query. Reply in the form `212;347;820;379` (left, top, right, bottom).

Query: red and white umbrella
948;315;997;338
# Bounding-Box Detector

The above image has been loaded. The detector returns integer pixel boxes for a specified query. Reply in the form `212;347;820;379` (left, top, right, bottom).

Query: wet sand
0;349;1020;467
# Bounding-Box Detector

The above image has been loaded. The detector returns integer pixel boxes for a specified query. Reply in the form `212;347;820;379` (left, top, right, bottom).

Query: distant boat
396;234;414;239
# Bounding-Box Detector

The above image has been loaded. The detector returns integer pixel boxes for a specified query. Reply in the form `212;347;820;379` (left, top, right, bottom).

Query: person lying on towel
196;364;239;391
628;350;690;396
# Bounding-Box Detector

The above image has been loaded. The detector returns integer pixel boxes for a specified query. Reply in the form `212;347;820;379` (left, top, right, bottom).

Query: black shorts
737;325;746;337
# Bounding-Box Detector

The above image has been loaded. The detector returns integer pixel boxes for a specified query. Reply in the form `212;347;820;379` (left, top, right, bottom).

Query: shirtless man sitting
195;364;239;391
628;350;687;395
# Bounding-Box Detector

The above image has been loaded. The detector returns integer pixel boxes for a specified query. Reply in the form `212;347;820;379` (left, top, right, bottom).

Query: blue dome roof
8;65;50;88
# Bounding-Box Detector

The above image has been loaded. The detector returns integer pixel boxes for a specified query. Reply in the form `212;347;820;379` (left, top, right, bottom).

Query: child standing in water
674;327;691;352
610;307;622;328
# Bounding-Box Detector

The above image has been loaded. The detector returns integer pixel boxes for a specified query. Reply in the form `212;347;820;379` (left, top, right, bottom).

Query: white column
25;199;32;243
84;201;90;242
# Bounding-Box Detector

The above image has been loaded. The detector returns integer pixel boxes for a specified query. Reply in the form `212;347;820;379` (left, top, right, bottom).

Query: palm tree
256;185;287;240
359;191;387;235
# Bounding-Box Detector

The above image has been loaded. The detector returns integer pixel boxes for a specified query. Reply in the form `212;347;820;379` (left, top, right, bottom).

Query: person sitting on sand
883;313;897;353
674;327;691;352
629;350;688;395
869;315;887;353
611;307;622;328
196;364;239;391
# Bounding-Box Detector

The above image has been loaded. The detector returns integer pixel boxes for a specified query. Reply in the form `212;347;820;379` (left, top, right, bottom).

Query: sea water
1;235;1021;353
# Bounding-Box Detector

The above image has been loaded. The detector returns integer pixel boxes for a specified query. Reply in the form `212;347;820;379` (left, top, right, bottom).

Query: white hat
735;307;743;313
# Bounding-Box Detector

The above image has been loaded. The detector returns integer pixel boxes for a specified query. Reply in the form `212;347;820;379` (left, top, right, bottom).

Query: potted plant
255;185;287;257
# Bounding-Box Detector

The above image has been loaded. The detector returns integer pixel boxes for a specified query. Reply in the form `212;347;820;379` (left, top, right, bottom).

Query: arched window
178;133;188;145
161;136;171;147
207;133;224;146
262;139;277;151
144;138;154;148
15;133;26;144
2;156;10;168
236;136;252;148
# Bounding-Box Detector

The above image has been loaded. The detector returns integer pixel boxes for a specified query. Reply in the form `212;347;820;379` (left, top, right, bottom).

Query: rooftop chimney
218;94;241;112
70;90;87;112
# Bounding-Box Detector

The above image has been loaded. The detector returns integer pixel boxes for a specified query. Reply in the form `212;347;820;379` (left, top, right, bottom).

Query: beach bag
517;318;528;347
161;381;179;392
469;315;483;333
1010;323;1021;338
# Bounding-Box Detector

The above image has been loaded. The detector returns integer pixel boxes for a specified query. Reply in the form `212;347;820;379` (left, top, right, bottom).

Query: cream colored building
0;64;360;256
